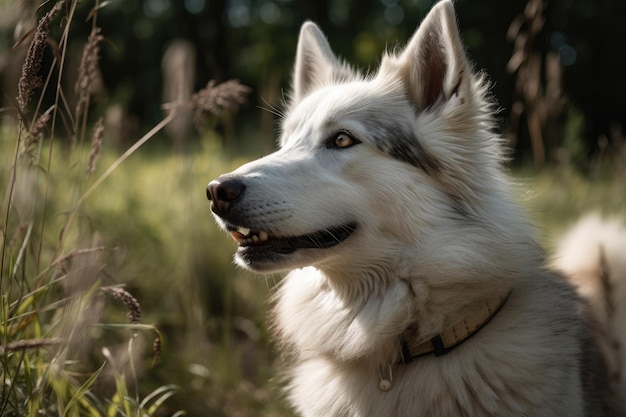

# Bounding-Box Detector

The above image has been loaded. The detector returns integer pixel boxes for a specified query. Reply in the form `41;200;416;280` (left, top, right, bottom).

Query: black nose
206;177;245;216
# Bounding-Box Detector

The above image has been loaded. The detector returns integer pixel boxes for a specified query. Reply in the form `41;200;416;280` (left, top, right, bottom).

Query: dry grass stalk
0;337;64;355
25;105;55;149
506;0;566;166
152;337;161;366
17;1;64;114
51;245;108;271
101;286;142;324
189;79;251;128
75;26;103;121
86;117;105;178
8;222;30;250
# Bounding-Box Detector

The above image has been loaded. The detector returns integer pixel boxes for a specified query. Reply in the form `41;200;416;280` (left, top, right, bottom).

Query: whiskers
258;97;285;120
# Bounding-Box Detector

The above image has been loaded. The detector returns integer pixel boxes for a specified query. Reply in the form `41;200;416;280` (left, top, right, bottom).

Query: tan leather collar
398;291;512;363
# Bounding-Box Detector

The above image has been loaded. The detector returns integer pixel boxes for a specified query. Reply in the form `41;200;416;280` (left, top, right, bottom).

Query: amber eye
334;132;355;148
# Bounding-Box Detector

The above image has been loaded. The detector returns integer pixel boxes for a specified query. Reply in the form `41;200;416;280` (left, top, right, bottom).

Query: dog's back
555;215;626;415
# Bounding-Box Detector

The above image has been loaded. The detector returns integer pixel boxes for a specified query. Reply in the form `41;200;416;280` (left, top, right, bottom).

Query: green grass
0;128;289;416
1;0;285;413
514;165;626;249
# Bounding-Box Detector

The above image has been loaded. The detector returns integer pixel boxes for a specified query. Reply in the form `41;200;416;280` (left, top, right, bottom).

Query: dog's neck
376;291;511;392
400;291;511;362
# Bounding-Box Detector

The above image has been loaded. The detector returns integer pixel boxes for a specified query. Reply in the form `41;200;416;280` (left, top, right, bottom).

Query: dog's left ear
393;0;472;112
291;22;356;105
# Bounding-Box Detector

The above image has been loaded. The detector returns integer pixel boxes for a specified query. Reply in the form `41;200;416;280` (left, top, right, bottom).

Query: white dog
207;1;624;415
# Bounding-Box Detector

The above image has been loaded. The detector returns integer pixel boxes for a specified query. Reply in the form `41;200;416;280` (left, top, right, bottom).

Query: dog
206;1;625;415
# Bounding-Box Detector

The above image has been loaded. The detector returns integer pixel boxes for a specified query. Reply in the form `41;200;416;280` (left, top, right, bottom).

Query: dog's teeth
233;227;270;244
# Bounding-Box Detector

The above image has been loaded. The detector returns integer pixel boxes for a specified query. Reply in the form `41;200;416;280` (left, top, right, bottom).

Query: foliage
2;0;625;164
0;1;272;416
1;0;178;414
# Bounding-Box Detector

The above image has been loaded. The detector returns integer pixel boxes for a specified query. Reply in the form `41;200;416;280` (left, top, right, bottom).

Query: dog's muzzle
206;174;357;271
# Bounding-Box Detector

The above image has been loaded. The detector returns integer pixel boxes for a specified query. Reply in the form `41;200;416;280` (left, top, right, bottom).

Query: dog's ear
394;0;472;112
292;22;356;104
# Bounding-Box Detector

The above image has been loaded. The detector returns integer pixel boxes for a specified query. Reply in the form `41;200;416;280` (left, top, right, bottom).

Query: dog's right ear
292;22;356;105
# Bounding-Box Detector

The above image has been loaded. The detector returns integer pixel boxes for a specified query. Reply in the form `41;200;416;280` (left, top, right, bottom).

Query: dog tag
378;366;393;391
379;379;393;391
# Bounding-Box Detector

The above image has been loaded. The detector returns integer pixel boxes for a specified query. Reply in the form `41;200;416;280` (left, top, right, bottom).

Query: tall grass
2;1;178;415
0;1;264;416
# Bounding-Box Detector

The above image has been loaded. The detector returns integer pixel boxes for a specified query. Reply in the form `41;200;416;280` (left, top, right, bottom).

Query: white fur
553;214;626;402
208;1;624;415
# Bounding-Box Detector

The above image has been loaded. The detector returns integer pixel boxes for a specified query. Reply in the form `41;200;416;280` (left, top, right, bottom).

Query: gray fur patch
361;116;441;174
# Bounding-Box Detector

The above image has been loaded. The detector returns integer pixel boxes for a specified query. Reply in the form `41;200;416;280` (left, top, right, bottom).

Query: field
2;121;624;416
0;124;292;416
1;1;625;415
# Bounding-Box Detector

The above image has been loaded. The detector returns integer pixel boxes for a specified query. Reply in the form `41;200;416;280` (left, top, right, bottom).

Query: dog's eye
330;132;360;149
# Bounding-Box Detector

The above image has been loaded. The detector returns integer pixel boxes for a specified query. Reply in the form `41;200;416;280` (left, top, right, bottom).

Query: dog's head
207;1;511;276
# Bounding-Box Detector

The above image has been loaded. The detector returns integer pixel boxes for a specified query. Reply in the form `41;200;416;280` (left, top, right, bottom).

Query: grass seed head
17;1;64;114
86;117;105;178
152;337;161;366
75;27;103;121
25;105;54;149
189;79;251;128
101;286;142;324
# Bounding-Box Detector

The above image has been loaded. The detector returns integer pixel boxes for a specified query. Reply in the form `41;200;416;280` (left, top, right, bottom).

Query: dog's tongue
230;230;246;242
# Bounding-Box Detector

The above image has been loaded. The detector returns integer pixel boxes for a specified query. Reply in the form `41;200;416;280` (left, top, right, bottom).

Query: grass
1;1;625;416
0;118;288;415
1;1;278;415
514;164;626;250
0;126;290;415
0;110;286;416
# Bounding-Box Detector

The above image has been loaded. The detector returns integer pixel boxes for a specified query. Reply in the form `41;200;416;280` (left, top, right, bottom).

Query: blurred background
0;0;624;415
2;0;626;163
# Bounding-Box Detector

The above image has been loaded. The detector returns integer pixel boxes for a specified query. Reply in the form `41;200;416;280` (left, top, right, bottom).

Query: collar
398;291;512;363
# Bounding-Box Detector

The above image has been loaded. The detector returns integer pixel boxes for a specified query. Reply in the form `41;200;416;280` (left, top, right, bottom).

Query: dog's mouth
226;222;357;255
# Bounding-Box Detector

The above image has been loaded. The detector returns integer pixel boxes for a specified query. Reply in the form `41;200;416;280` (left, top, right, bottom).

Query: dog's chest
285;352;584;417
273;273;586;417
273;269;418;363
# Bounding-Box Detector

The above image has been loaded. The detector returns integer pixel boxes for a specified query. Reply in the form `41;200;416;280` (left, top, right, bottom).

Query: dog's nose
206;177;245;216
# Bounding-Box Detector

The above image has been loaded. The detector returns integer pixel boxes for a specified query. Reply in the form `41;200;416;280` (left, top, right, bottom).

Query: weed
2;1;250;415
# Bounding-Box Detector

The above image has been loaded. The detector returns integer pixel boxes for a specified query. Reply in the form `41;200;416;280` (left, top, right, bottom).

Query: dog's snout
206;177;245;216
